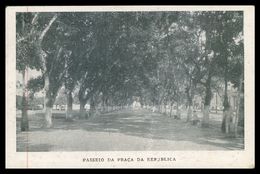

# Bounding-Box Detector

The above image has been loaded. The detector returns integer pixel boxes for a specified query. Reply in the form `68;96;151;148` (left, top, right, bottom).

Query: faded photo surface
6;6;254;168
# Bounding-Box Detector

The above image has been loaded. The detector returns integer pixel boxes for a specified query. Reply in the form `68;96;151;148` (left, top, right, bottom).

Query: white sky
16;69;43;96
16;69;42;81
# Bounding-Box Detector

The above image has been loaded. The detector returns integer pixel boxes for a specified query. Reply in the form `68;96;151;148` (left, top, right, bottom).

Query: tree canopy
17;11;244;133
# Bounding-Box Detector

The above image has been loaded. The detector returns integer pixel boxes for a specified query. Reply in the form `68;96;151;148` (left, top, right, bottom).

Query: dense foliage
16;11;244;135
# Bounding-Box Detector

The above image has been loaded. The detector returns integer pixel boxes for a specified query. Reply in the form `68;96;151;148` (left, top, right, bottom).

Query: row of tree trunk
145;76;243;138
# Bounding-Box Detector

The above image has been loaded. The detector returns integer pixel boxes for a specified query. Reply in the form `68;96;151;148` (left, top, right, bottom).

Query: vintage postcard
6;6;254;168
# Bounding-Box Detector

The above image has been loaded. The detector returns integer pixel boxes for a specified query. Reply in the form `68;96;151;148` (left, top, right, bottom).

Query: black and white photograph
6;6;255;168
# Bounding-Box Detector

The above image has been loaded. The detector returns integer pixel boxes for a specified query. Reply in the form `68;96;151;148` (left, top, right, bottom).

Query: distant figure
174;108;181;119
152;106;156;112
192;110;200;125
132;101;141;110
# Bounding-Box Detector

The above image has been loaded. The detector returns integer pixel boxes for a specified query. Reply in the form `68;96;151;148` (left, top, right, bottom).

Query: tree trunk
176;102;181;119
45;105;53;128
186;96;192;122
34;14;59;128
202;76;212;128
43;74;54;128
186;87;193;122
164;102;167;115
44;95;54;128
20;15;29;132
105;98;109;112
202;105;210;127
222;71;229;132
66;91;73;121
101;96;106;113
221;91;231;133
78;87;87;119
234;76;244;137
89;96;96;117
79;100;86;119
221;49;232;133
222;79;233;135
223;107;233;134
21;95;29;131
215;93;218;113
21;69;29;131
187;105;192;122
169;102;173;117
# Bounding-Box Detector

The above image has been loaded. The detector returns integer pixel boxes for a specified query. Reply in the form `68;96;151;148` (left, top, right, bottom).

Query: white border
6;6;255;168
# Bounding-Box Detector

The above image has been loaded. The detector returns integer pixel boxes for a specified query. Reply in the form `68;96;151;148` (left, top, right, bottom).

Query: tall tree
16;13;41;131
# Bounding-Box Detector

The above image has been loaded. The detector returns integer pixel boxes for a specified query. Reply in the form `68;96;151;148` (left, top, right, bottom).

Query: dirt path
16;109;244;151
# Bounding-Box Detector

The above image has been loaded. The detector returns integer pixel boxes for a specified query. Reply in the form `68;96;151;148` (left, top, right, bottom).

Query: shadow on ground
16;109;244;151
